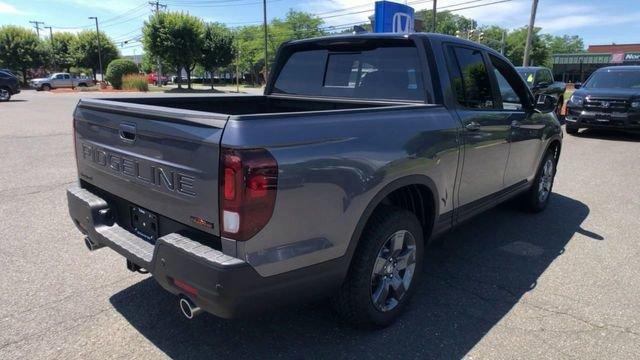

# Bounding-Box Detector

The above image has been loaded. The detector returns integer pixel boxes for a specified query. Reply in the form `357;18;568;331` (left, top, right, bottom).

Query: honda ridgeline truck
68;33;562;327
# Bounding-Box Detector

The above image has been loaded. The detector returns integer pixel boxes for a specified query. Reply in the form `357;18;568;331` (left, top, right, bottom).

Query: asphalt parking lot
1;90;639;359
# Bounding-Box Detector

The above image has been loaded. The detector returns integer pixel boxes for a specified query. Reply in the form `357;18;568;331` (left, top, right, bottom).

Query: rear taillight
220;147;278;241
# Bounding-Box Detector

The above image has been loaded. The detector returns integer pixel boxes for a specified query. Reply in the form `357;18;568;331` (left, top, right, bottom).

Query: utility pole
45;26;55;70
29;21;44;37
88;17;103;83
500;29;506;55
522;0;538;66
262;0;268;85
149;1;167;87
431;0;437;32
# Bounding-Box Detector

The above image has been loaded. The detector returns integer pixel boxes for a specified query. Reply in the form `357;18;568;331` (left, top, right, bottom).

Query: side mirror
534;94;557;113
574;82;582;89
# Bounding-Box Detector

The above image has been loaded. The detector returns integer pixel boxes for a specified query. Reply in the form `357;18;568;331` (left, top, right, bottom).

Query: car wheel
566;124;579;135
41;84;51;91
0;87;10;101
333;205;424;327
521;150;557;213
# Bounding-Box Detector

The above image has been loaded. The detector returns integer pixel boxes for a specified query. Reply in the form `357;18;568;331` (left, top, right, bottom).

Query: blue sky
0;0;638;56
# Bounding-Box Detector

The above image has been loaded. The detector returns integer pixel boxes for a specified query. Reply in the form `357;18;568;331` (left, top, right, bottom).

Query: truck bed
81;94;409;118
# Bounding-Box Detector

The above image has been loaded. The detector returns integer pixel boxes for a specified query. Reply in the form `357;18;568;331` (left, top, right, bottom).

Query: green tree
478;25;508;54
139;52;171;74
236;25;262;85
48;32;77;72
235;11;325;84
105;58;138;89
72;30;119;81
142;11;204;89
505;26;549;66
200;22;235;89
415;10;475;35
541;34;584;66
0;25;46;84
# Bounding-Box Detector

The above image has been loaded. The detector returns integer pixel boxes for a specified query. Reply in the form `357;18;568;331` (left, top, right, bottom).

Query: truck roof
284;32;501;55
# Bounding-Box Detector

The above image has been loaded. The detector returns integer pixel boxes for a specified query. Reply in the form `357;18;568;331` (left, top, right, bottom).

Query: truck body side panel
222;106;461;277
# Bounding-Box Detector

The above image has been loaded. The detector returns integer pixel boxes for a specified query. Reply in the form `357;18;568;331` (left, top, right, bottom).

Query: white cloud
0;1;26;15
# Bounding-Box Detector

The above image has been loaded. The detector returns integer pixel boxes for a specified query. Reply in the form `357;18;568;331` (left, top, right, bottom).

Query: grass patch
122;74;149;92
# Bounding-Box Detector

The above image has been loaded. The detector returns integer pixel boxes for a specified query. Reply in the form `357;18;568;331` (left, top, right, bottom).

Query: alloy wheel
370;229;417;312
538;158;554;203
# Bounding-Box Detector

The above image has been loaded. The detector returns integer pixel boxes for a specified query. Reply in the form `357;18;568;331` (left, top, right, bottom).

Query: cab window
489;54;530;111
447;46;494;109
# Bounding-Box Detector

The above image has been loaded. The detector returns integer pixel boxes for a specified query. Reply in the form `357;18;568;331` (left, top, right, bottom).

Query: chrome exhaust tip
179;297;202;319
84;237;104;251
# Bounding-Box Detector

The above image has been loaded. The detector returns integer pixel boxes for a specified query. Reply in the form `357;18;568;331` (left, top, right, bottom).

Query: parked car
67;33;562;327
565;66;640;134
147;72;168;85
30;73;92;91
0;70;20;101
516;66;566;116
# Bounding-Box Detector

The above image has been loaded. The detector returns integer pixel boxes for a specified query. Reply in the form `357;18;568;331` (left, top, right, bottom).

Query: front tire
521;151;556;213
41;84;51;91
333;206;424;327
0;87;10;101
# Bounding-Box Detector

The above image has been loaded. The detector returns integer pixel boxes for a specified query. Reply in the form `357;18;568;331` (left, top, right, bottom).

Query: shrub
105;59;138;89
122;74;149;92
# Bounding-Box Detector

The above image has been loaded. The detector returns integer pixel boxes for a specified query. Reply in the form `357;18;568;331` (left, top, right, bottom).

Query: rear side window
273;45;425;101
447;46;494;109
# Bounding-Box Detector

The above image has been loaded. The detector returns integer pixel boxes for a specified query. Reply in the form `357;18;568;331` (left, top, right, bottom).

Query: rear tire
520;150;556;213
333;206;424;328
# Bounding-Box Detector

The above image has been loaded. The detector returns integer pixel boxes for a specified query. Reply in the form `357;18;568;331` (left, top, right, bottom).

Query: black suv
565;66;640;134
0;70;20;102
516;66;566;116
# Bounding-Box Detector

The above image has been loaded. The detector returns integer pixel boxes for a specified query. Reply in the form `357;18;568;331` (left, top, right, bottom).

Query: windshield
516;69;536;86
583;69;640;89
272;44;426;102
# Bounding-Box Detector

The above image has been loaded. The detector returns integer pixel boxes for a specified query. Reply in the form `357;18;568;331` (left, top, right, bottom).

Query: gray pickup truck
67;33;562;327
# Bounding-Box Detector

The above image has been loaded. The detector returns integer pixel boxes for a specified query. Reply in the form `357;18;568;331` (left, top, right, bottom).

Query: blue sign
374;1;415;33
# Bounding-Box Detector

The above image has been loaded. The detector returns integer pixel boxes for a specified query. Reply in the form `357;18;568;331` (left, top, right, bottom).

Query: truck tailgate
73;99;227;236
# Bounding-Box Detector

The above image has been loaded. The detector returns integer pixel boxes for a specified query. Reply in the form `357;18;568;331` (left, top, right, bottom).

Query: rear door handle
119;123;136;143
465;121;481;131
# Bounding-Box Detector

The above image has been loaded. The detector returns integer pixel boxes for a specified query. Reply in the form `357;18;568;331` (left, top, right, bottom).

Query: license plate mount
130;206;158;241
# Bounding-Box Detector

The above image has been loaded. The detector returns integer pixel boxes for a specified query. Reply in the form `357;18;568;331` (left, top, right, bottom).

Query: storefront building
552;43;640;83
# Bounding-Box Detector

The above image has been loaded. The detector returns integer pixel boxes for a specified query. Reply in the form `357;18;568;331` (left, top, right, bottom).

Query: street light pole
88;17;103;83
522;0;539;66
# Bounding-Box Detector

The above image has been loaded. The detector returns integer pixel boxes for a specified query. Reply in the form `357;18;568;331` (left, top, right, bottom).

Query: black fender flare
341;174;440;273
